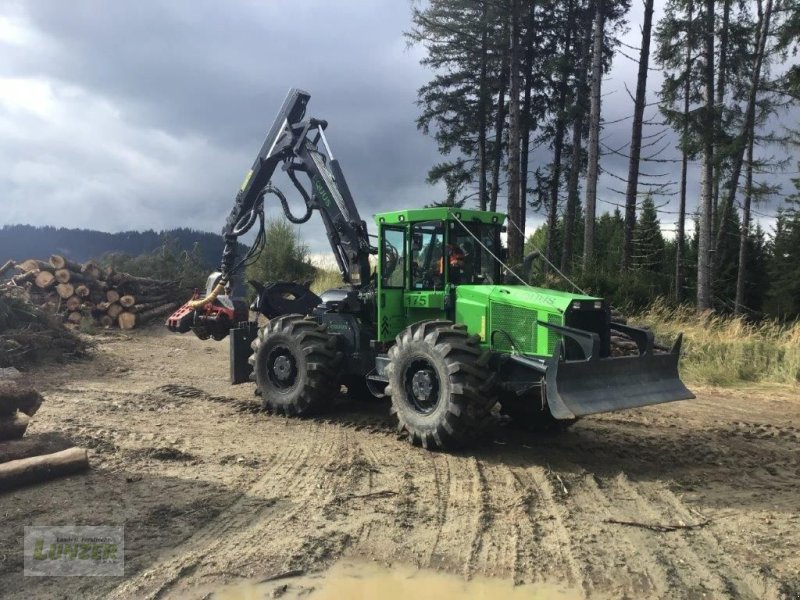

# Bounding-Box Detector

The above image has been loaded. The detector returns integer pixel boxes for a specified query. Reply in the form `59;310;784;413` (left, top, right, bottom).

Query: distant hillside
0;225;243;269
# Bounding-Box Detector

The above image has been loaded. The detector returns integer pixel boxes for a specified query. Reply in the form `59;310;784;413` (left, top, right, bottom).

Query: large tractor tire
385;320;496;450
249;314;340;416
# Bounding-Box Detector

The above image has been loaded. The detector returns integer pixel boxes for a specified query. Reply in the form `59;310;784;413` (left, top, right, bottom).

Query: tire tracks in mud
539;464;782;599
112;422;347;598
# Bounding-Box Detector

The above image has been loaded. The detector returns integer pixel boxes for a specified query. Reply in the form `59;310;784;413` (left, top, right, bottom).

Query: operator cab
375;207;505;342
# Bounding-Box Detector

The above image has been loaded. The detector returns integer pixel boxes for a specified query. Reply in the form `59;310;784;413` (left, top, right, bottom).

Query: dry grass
631;299;800;387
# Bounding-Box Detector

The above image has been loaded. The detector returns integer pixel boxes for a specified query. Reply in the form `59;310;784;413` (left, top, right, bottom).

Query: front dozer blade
542;326;694;420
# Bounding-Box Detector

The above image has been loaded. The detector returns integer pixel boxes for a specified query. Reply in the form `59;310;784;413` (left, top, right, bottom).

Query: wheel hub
273;355;292;381
411;370;434;401
266;347;297;390
404;358;441;415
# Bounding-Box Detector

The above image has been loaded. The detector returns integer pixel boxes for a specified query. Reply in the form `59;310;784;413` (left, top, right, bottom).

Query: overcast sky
0;0;793;252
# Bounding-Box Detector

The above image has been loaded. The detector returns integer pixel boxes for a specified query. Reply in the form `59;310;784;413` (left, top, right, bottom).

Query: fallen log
0;447;89;492
65;296;81;311
0;384;44;416
117;311;136;330
0;413;29;441
106;290;120;304
136;302;179;323
81;262;103;280
55;269;88;284
35;271;56;289
0;260;15;277
19;259;52;273
0;433;73;464
119;295;136;308
107;303;123;319
56;283;75;299
106;269;173;287
75;284;91;298
49;255;83;272
11;270;39;285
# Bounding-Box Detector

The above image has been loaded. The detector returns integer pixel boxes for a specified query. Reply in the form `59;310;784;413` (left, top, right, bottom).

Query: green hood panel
458;285;598;314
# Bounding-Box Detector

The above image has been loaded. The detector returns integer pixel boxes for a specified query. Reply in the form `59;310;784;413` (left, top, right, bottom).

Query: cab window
381;227;406;288
411;221;444;289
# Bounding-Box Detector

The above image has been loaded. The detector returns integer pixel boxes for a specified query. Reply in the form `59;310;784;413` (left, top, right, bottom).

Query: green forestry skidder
167;89;693;450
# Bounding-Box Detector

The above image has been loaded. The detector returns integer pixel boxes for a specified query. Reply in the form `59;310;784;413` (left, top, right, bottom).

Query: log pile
3;255;181;330
0;383;89;492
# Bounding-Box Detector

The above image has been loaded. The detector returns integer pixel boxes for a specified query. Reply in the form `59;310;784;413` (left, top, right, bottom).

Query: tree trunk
712;0;732;227
675;0;694;302
477;1;489;211
561;0;592;275
714;0;772;259
546;0;575;272
519;3;537;264
697;0;715;311
734;131;755;315
0;447;89;492
583;0;605;271
622;0;655;270
490;52;509;213
506;0;523;265
119;295;136;308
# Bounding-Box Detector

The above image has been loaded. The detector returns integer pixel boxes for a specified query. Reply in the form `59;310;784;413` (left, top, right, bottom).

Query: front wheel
385;321;496;450
249;314;340;416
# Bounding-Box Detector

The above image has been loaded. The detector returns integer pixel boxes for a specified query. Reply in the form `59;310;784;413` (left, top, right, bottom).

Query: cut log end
117;311;136;330
119;295;135;308
106;290;120;304
35;271;56;289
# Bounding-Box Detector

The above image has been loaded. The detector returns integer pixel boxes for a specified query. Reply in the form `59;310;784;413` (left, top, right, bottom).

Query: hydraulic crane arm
219;88;373;288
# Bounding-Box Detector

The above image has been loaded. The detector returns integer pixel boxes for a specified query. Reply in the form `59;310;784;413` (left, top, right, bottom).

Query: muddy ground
0;326;798;599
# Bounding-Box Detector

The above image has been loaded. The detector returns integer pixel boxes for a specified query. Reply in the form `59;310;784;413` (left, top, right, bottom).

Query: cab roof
374;207;506;226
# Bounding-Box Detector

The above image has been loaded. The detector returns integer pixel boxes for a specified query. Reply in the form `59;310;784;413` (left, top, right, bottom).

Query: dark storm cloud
0;0;793;253
0;0;443;250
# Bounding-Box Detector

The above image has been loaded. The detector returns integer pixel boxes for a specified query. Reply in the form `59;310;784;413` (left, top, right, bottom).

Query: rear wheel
249;314;340;416
385;321;496;450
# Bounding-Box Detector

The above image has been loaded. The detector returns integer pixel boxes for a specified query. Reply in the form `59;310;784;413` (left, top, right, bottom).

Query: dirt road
0;327;798;599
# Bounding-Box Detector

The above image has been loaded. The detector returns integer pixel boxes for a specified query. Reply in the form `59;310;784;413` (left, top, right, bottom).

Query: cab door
377;225;407;342
406;221;448;324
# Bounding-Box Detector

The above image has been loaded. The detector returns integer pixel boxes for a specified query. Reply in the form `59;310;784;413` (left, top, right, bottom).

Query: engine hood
457;284;599;313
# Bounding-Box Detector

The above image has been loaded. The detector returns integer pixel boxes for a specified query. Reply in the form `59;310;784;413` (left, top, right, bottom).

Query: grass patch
630;300;800;387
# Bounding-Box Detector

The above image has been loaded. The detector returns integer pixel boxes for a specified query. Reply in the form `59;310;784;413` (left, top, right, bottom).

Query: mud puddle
212;560;583;599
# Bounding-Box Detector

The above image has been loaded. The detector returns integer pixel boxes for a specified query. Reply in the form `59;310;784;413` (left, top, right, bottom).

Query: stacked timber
3;254;180;330
0;383;89;492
